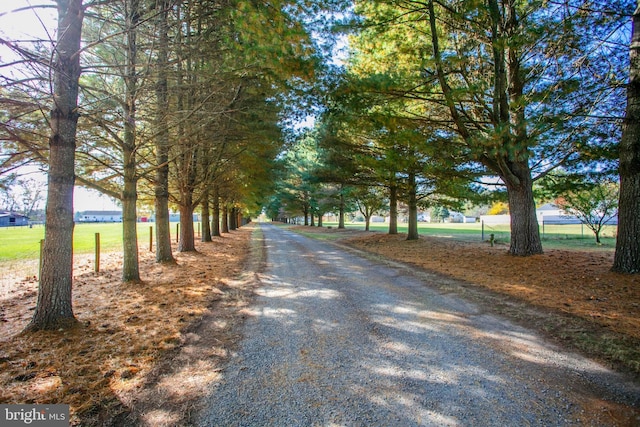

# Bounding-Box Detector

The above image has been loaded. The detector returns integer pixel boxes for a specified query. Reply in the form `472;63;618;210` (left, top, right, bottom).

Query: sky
0;1;56;42
1;2;121;213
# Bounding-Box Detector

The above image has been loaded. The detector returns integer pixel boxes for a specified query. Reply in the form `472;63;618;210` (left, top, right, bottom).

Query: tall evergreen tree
29;0;84;330
153;0;175;263
347;0;629;255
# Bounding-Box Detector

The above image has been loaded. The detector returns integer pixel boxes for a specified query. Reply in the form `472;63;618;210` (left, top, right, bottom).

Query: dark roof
0;212;29;218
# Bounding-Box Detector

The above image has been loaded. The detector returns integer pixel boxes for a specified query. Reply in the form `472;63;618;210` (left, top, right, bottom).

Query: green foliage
345;0;630;183
353;185;387;218
430;206;450;223
557;180;619;244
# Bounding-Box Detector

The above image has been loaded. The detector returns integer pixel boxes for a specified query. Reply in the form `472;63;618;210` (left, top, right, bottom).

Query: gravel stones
196;224;639;426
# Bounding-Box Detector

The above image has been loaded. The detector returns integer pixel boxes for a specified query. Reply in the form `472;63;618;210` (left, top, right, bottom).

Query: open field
0;220;616;265
0;223;197;294
0;223;172;262
320;221;618;252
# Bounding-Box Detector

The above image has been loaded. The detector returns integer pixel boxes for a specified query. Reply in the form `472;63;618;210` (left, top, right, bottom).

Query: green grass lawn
312;221;617;252
0;222;163;262
0;219;616;264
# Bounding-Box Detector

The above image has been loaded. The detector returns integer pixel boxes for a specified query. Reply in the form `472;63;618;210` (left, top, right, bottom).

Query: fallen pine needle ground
0;224;257;426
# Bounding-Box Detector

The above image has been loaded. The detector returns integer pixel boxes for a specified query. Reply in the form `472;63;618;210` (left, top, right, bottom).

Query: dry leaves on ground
0;225;256;426
1;223;638;426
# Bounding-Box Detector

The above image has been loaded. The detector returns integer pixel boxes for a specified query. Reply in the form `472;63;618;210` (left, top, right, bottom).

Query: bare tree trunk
201;189;212;242
154;0;174;263
613;5;640;273
338;190;345;229
303;199;309;225
29;0;84;330
388;184;398;235
212;185;221;236
178;201;195;251
222;205;229;233
406;173;419;241
229;207;237;231
122;151;139;280
505;162;543;256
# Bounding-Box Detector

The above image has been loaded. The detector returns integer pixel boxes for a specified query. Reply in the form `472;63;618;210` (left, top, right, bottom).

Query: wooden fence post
95;233;100;273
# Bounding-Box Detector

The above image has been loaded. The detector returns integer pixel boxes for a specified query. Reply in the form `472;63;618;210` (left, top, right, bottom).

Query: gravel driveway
196;223;639;426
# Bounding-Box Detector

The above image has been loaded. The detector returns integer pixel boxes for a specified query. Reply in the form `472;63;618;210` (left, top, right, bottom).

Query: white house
76;210;123;222
536;203;582;224
480;203;583;225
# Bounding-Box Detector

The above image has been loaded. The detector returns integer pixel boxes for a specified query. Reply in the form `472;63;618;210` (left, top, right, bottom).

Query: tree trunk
122;165;139;281
338;191;345;229
365;215;371;231
406;172;419;241
201;190;212;242
222;205;229;233
317;213;323;227
229;207;237;231
303;201;309;226
29;0;84;330
154;0;174;263
212;185;221;237
505;161;543;256
388;184;398;235
178;201;195;252
121;0;140;282
613;5;640;273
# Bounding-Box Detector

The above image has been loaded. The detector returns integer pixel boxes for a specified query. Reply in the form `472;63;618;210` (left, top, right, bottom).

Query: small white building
480;203;583;225
76;210;123;222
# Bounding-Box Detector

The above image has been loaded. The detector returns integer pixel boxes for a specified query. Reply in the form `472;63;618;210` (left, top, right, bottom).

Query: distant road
197;223;639;426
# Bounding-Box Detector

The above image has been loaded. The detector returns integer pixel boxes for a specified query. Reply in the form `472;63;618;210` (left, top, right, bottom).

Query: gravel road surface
197;223;639;426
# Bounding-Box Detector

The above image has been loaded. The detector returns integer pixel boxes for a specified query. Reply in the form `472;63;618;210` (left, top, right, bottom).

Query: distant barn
76;210;123;223
0;212;30;227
